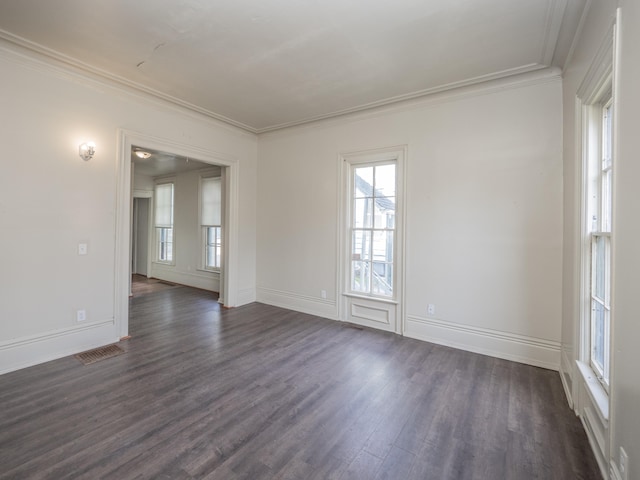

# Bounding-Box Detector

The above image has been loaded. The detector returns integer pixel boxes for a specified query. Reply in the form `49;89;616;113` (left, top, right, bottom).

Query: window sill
153;261;175;267
342;292;397;305
196;268;221;274
576;360;609;421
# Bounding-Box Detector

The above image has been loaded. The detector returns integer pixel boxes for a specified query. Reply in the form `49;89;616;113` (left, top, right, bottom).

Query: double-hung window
587;96;613;387
350;163;396;297
200;176;222;270
155;182;174;263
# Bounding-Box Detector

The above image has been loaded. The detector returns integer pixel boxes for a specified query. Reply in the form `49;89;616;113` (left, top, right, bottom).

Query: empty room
0;1;638;479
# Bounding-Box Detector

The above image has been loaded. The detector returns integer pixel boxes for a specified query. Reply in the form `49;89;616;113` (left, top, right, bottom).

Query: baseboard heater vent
75;344;125;365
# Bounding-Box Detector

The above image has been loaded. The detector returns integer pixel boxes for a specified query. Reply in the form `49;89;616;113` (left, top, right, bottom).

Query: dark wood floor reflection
130;274;179;297
0;286;601;479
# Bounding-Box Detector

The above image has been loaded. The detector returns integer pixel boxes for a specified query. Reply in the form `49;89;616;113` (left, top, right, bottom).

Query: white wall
0;41;257;374
150;168;223;292
611;1;640;477
257;72;564;369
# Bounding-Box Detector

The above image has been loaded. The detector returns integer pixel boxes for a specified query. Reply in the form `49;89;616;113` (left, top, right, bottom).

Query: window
154;182;174;263
350;163;396;297
200;176;222;270
587;97;613;387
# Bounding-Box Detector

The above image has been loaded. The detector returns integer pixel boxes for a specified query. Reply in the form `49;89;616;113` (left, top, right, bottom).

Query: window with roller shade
154;182;174;263
200;176;222;270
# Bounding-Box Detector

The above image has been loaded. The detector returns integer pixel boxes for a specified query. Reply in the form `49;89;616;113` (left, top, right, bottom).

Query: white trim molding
0;320;117;375
257;287;339;321
405;315;561;370
115;129;240;339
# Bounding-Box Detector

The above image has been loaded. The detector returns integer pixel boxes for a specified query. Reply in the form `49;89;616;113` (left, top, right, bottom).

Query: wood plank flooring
0;286;601;479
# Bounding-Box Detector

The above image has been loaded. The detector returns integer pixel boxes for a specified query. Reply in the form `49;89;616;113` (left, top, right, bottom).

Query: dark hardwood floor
0;286;601;479
130;274;180;297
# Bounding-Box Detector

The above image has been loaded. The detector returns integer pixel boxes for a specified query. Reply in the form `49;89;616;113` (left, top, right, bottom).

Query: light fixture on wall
134;149;151;159
79;142;96;161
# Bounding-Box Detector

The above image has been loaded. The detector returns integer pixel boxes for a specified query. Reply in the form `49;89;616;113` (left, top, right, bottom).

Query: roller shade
201;177;221;226
155;183;174;228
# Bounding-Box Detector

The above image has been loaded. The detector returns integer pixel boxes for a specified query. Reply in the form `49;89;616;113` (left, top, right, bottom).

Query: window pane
372;231;393;263
354;167;374;197
374;164;396;197
374;197;395;229
206;246;215;267
351;261;370;293
205;227;222;268
593;236;606;300
602;171;612;232
353;198;373;228
352;230;371;261
372;263;393;296
592;300;605;372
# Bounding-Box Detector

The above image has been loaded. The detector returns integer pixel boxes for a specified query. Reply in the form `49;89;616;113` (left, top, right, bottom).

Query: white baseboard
560;348;574;408
237;287;256;306
0;320;118;375
404;315;561;370
150;267;220;292
256;287;339;320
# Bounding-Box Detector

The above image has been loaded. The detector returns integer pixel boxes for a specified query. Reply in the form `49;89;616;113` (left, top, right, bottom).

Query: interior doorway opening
115;129;239;339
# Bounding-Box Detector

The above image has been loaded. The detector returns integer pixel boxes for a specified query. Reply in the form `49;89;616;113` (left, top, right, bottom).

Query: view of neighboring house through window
350;163;395;297
588;96;613;387
155;182;174;263
201;176;222;270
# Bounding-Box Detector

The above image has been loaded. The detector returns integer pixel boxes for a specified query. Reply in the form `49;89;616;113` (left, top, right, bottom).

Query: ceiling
132;146;220;177
0;0;587;133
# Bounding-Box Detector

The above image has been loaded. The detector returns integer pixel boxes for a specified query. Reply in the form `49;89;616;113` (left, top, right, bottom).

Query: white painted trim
610;461;623;480
560;348;575;408
236;287;257;306
338;145;407;335
0;31;256;133
576;23;615;101
115;129;241;340
577;361;609;420
149;267;220;293
0;26;562;135
0;320;117;375
563;0;593;69
257;68;561;136
405;315;561;370
257;287;339;321
539;0;568;66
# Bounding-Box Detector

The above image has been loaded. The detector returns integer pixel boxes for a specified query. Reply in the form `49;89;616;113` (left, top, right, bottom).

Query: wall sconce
79;142;96;161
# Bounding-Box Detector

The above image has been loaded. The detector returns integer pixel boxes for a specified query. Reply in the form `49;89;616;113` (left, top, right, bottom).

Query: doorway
131;196;151;277
115;129;240;339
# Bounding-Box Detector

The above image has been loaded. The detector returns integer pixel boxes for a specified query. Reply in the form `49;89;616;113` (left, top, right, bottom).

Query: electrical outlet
427;304;436;316
321;290;327;299
76;310;86;322
78;243;88;255
620;447;629;480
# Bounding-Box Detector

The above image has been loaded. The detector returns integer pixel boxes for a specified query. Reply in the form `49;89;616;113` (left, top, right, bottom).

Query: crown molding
258;67;562;138
0;6;566;136
0;29;259;135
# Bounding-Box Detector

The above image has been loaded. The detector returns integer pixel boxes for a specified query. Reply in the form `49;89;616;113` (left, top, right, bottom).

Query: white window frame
199;175;223;272
339;146;406;335
154;180;175;265
587;96;613;389
577;42;615;397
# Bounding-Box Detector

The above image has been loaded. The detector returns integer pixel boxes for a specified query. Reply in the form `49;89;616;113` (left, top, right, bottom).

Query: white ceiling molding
0;0;587;133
